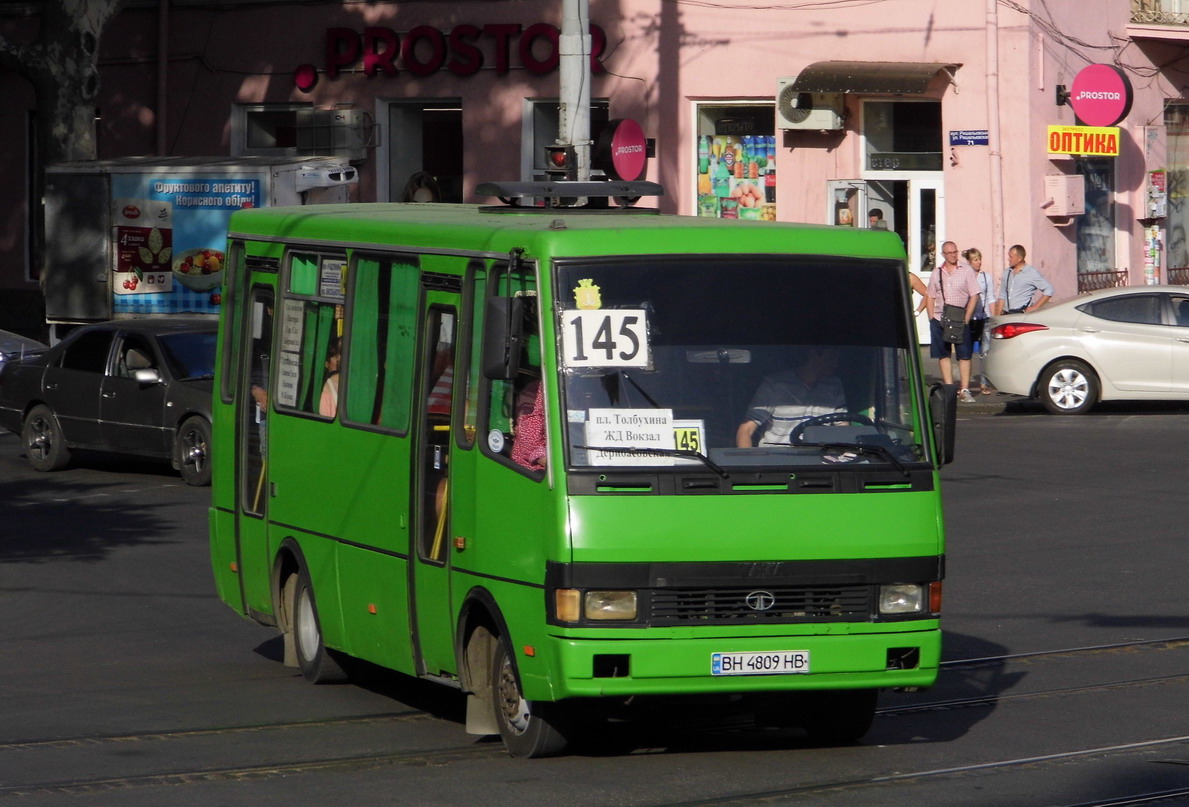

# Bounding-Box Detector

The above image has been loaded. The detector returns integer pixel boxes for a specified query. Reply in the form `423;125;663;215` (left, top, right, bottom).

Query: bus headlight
554;589;639;622
879;583;925;615
584;590;638;621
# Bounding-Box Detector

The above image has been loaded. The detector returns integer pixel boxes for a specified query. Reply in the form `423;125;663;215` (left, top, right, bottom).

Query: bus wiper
797;441;909;476
575;445;729;479
620;372;661;408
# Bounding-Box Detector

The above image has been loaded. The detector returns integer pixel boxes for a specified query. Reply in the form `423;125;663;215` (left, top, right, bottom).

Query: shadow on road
0;471;178;562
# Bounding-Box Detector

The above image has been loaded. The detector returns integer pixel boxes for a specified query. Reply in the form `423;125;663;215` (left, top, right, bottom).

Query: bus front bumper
526;625;941;700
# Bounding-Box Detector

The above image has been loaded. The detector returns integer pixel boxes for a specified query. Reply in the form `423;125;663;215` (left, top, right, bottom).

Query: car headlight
879;583;925;615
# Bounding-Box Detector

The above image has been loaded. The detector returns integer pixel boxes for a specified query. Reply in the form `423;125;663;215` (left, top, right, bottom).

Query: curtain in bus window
347;259;381;424
379;264;417;428
299;303;336;412
346;257;417;430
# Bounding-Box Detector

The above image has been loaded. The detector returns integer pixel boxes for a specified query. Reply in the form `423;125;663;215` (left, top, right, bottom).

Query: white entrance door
909;178;945;345
826;178;944;344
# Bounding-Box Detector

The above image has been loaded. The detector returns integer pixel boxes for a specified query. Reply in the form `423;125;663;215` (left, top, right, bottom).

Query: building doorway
827;177;944;343
381;100;464;203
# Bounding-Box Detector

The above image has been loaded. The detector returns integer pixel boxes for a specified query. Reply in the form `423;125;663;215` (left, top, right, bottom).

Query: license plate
711;650;810;676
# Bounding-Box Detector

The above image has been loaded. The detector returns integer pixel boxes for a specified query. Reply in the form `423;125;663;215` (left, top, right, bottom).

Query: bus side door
235;286;276;616
410;292;460;677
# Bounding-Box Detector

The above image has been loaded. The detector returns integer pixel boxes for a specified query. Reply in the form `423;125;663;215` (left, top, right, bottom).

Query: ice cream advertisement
111;174;261;315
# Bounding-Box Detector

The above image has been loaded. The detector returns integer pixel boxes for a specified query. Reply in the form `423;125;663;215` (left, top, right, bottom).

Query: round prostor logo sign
1069;64;1133;127
594;119;648;181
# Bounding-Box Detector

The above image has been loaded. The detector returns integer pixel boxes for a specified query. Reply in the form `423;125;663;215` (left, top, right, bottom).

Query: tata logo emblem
745;590;776;611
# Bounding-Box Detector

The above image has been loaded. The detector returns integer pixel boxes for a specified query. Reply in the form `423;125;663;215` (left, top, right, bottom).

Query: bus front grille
648;585;871;624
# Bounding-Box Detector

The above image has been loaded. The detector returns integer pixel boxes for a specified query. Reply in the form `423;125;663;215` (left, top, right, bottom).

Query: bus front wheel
492;637;570;758
801;689;877;745
292;567;349;684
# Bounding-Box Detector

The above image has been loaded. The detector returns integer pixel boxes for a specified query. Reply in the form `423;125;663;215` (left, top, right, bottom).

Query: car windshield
555;256;925;471
158;331;217;380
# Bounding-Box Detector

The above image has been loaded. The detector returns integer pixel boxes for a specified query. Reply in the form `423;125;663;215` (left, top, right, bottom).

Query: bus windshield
556;255;923;471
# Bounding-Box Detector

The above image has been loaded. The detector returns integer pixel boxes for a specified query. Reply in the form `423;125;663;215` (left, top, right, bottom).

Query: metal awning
789;61;959;95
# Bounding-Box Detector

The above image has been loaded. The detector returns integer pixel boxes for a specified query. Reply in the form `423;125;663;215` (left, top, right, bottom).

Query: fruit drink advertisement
696;135;777;221
111;174;261;315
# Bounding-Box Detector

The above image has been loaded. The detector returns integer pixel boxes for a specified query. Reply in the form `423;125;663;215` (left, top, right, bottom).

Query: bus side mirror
928;383;957;465
483;296;525;380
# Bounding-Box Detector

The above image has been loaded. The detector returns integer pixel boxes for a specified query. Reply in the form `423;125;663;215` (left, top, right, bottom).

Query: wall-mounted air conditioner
776;79;844;131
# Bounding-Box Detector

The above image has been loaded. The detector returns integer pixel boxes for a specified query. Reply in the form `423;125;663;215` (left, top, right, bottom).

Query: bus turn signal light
555;589;582;623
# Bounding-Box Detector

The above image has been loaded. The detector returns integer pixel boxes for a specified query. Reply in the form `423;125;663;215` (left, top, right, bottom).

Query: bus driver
735;346;845;447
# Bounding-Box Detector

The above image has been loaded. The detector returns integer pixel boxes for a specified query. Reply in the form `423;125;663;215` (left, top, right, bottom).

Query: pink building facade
3;0;1188;334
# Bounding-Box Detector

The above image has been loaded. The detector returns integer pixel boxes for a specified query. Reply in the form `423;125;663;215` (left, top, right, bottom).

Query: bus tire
492;636;570;758
23;404;71;472
801;689;877;745
293;566;349;684
175;416;212;486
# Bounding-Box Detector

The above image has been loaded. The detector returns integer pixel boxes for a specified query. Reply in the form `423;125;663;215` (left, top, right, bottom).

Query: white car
984;285;1189;414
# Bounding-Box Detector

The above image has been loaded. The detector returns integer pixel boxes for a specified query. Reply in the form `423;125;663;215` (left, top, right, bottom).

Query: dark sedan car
0;327;48;371
0;318;216;485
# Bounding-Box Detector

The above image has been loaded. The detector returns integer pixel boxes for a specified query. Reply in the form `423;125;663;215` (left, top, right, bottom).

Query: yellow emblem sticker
574;278;602;310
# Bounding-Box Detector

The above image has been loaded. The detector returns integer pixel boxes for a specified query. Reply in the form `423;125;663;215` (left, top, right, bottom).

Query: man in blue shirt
998;245;1054;314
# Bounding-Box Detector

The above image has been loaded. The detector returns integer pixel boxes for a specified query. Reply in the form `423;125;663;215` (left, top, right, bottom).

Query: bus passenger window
276;299;340;416
346;256;418;431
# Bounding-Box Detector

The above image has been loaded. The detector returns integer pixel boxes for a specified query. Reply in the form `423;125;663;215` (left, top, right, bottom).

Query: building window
232;104;307;157
863;101;942;172
1075;157;1116;278
1165;103;1189;279
232;103;370;161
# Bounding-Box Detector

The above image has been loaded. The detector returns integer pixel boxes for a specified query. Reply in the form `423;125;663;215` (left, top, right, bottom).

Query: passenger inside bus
735;347;846;447
318;338;341;418
511;376;546;471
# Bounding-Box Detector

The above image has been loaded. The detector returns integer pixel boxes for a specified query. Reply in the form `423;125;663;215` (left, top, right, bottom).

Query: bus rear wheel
292;567;349;684
492;636;570;758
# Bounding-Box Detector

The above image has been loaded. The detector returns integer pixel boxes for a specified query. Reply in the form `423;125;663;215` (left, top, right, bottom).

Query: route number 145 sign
562;309;650;368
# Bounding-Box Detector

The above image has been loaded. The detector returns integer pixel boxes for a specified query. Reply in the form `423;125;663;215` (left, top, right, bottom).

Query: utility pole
557;0;591;181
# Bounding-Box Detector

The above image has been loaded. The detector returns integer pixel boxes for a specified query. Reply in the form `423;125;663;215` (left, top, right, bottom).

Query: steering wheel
788;412;875;444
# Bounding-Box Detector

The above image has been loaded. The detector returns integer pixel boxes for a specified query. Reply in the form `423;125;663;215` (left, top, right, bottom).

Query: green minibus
209;191;954;757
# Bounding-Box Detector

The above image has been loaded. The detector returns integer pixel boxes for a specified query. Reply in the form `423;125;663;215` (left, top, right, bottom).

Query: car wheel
1040;360;1098;415
22;404;71;472
175;416;212;486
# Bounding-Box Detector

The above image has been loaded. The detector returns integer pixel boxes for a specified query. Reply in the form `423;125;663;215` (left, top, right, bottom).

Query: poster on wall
696;135;776;220
111;175;261;315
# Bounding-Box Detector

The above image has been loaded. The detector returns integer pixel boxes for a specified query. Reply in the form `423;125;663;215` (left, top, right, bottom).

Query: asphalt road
2;405;1188;806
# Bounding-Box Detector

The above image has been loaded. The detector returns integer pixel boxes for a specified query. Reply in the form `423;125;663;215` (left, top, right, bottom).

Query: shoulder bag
939;270;968;344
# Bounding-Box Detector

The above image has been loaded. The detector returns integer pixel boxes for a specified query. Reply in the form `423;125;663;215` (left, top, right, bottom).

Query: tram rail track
4;636;1187;802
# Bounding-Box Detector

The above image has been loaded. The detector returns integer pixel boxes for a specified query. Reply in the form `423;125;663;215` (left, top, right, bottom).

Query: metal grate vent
649;585;871;625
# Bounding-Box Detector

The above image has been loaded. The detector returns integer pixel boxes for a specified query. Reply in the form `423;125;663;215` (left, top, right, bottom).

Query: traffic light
544;144;577;181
